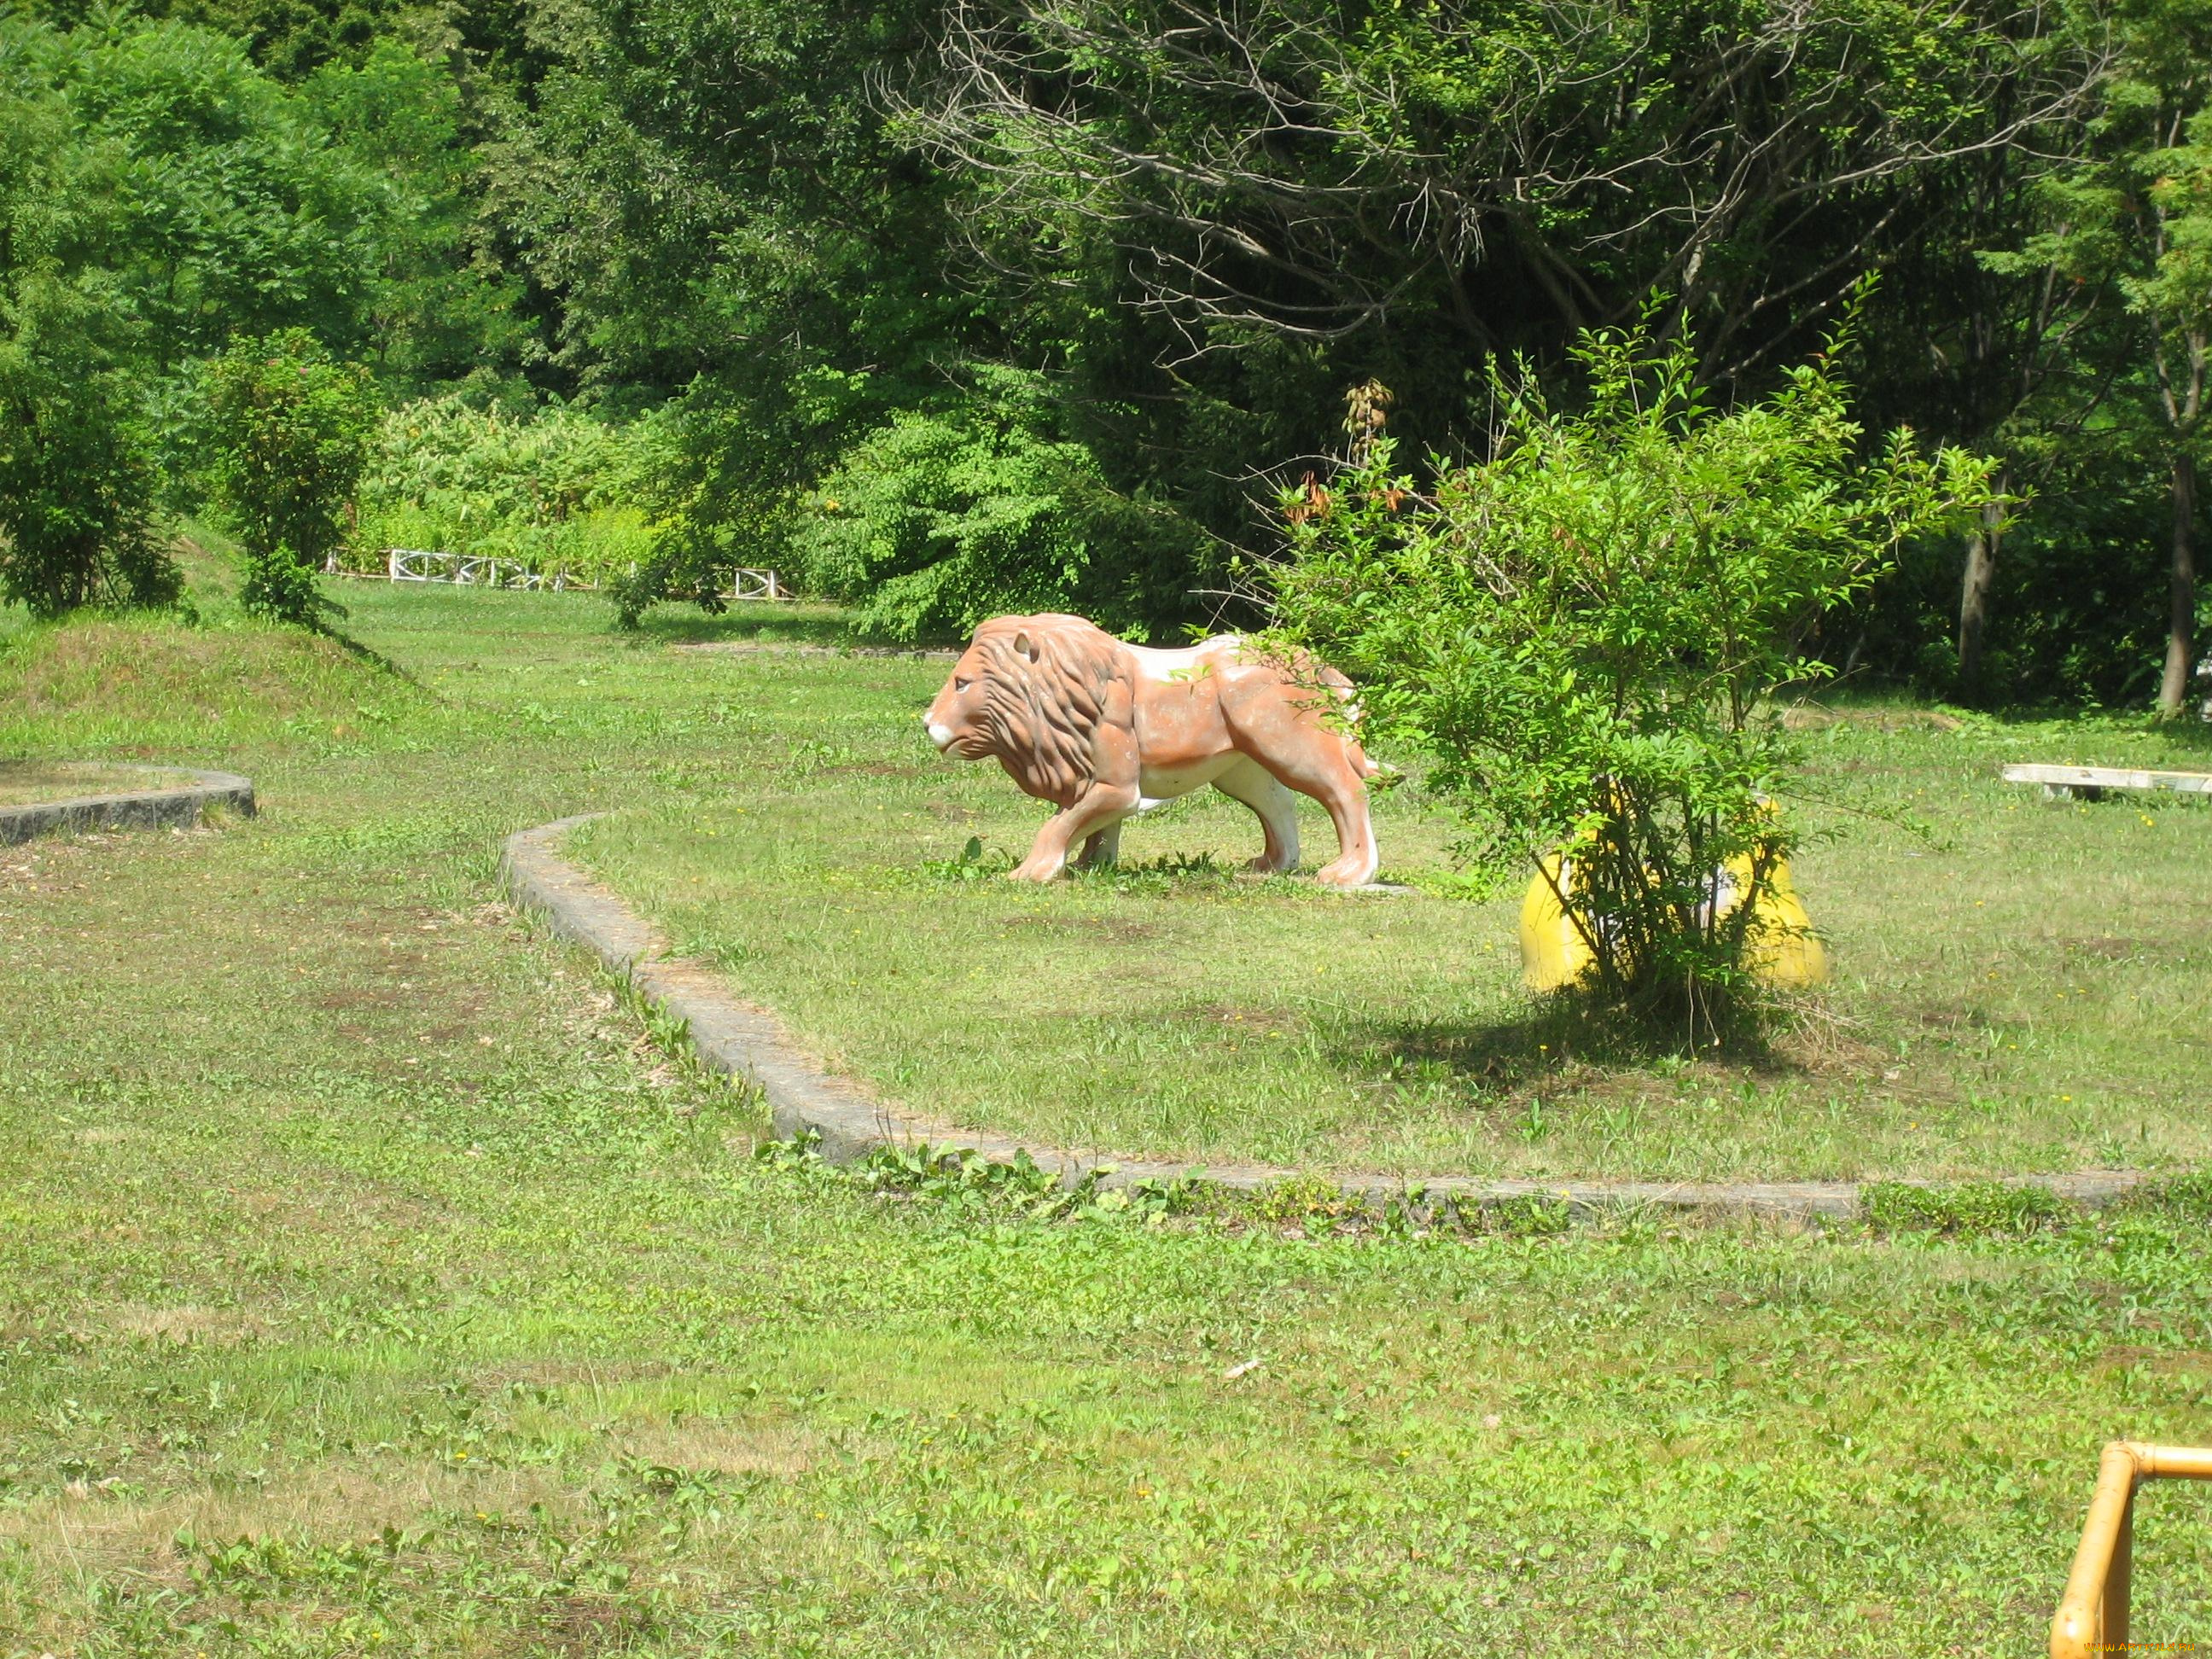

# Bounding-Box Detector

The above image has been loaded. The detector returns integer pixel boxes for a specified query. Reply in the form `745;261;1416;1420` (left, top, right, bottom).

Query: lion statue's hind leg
1258;747;1377;888
1211;757;1301;874
1210;666;1381;889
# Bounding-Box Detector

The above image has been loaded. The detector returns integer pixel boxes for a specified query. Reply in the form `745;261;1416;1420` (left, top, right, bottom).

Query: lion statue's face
922;616;1112;805
922;637;1008;760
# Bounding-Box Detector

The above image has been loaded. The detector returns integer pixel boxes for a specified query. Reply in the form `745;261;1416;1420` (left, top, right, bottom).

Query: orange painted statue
923;613;1382;887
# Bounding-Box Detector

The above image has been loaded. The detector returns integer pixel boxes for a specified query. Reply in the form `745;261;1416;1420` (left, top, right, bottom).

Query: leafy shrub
0;63;177;617
786;370;1199;642
0;277;178;620
204;329;380;626
1271;314;1996;1028
354;396;670;585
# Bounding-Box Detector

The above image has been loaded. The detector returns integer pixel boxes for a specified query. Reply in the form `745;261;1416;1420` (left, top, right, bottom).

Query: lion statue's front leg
923;613;1381;889
1008;781;1141;882
1007;722;1140;882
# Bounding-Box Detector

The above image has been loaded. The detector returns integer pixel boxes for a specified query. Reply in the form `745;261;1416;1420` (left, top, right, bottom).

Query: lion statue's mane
965;614;1122;805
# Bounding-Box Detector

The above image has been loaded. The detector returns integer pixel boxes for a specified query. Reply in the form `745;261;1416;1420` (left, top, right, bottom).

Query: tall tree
0;73;177;615
2003;0;2212;714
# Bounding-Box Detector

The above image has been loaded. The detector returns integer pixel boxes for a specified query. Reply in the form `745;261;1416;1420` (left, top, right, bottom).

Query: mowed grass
572;654;2212;1180
2;565;2209;1656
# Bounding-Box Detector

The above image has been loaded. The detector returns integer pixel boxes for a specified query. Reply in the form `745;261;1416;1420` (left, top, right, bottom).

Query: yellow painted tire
1516;853;1826;990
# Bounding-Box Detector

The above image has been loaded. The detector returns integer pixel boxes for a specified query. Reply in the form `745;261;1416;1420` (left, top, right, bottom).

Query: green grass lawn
568;643;2212;1182
2;563;2209;1656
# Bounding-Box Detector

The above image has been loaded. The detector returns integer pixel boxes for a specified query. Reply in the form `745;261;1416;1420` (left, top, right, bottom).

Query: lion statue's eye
955;678;972;691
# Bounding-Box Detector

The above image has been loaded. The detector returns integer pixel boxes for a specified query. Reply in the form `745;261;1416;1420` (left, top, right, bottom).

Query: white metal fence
327;550;786;600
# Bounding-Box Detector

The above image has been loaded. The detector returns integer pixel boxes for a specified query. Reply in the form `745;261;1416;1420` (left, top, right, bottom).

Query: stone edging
0;764;256;847
669;642;960;661
499;813;2157;1225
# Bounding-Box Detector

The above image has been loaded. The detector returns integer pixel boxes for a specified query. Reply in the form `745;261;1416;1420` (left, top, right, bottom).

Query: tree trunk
1958;493;2004;701
2157;451;2197;719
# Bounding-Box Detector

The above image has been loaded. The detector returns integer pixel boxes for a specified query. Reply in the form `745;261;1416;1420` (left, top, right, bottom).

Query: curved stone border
501;813;2157;1225
670;642;959;661
0;764;255;847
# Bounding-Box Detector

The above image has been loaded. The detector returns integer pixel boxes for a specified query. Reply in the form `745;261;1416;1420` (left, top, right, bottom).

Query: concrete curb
0;764;256;847
499;814;2158;1225
668;642;960;662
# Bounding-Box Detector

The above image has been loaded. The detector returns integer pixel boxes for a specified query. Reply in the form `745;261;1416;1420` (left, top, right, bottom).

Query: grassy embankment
1;560;2208;1656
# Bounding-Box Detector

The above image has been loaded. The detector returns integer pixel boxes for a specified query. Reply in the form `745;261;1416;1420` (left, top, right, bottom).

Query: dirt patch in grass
2096;1345;2212;1376
543;1596;653;1656
2058;934;2150;960
316;986;407;1011
101;1302;271;1346
608;1417;816;1481
1002;912;1165;944
0;1463;579;1586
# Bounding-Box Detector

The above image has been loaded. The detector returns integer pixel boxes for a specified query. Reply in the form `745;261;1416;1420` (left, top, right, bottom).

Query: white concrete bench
2002;763;2212;801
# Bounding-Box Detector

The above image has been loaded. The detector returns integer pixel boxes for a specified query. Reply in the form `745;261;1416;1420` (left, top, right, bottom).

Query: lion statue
923;612;1381;888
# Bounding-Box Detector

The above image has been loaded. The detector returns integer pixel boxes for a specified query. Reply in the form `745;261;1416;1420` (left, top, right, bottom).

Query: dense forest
1;0;2207;708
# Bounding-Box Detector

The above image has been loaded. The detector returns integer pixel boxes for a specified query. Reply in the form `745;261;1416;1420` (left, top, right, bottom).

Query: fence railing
2050;1441;2212;1658
324;550;786;601
387;548;585;590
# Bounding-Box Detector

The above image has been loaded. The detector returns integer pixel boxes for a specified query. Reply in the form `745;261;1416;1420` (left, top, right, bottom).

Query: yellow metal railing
2051;1441;2212;1659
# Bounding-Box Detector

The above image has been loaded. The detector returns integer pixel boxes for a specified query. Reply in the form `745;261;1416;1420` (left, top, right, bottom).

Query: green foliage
1976;0;2212;714
787;371;1189;641
356;396;668;584
0;13;533;484
1272;317;1997;1022
205;329;380;625
0;67;178;618
0;0;2195;719
0;291;175;619
1251;1173;1350;1226
2123;1172;2212;1220
522;0;987;624
305;36;534;398
27;16;380;368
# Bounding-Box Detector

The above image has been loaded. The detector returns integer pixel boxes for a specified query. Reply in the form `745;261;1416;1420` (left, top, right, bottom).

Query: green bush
204;329;380;626
785;370;1197;642
1271;313;1997;1029
0;60;177;618
0;288;177;618
353;396;667;586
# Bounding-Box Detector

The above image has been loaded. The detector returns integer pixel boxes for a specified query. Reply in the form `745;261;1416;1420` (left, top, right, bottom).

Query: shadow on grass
906;847;1276;895
318;620;427;690
634;603;854;648
1322;989;1797;1096
629;602;969;654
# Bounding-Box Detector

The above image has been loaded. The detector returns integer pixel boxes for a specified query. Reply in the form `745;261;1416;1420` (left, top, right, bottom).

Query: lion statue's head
923;614;1127;806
